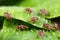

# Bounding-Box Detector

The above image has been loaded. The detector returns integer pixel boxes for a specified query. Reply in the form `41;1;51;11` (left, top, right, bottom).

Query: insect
43;24;50;29
16;25;27;29
25;8;32;13
30;17;38;23
54;23;59;30
4;12;12;20
38;30;44;37
40;9;48;15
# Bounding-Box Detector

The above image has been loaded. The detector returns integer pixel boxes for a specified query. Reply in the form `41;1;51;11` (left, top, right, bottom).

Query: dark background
0;0;24;6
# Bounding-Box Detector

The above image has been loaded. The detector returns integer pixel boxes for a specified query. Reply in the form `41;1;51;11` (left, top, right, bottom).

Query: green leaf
0;19;59;40
19;0;60;19
0;0;60;18
0;7;54;29
0;19;42;40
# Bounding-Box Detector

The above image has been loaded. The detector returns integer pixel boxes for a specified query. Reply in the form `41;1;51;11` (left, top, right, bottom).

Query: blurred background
0;0;45;7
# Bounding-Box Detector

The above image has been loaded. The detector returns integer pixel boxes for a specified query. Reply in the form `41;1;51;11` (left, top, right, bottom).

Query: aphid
25;8;32;13
54;23;59;30
4;12;12;20
30;17;38;23
43;24;50;29
38;30;44;37
40;9;48;15
16;25;27;29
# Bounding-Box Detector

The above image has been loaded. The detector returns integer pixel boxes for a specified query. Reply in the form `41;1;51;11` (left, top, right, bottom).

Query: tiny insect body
43;24;50;29
38;30;44;37
25;8;32;13
4;12;12;20
30;17;38;23
16;25;28;29
54;23;59;30
40;9;48;15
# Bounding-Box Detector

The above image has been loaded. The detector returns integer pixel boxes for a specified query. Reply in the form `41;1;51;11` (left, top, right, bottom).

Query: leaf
0;19;59;40
0;19;42;40
0;7;54;29
0;0;60;18
19;0;60;19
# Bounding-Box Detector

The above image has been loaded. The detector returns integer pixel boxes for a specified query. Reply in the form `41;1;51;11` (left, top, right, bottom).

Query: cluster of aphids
25;8;60;30
4;8;60;37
